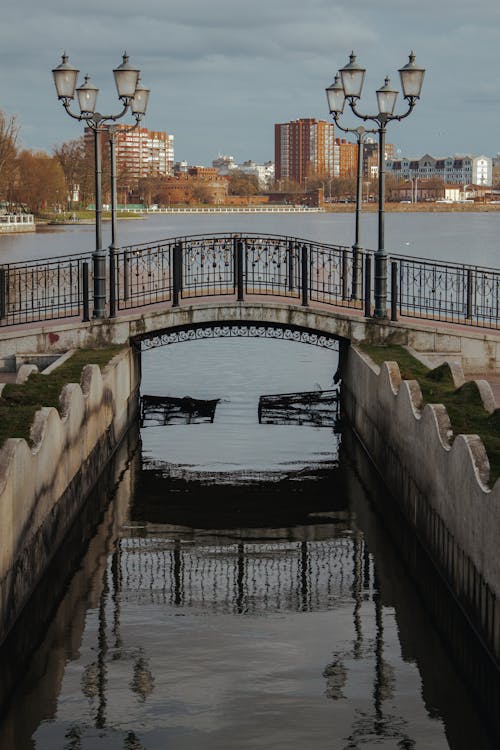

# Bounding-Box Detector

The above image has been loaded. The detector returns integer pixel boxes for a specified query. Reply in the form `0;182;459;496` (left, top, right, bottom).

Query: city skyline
1;0;499;165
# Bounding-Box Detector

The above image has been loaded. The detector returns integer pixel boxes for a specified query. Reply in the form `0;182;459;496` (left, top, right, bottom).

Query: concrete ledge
0;346;140;645
342;345;500;661
0;300;499;373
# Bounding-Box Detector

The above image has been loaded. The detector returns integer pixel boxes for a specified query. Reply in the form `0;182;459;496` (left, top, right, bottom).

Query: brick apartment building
274;118;336;185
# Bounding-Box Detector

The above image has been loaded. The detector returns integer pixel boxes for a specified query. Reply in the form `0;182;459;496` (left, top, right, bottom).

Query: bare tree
0;111;20;202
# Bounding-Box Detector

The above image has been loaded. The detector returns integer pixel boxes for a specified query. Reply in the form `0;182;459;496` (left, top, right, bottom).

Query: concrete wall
0;346;140;645
1;301;500;373
342;345;500;663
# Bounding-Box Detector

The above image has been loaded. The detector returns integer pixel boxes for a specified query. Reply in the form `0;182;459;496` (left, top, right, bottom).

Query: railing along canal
1;232;500;331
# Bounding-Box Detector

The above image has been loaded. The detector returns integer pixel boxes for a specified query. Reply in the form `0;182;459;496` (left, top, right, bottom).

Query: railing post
172;241;182;307
288;240;294;293
364;254;372;317
301;244;309;307
109;248;116;318
342;248;349;301
351;247;363;301
466;268;473;320
236;238;244;302
123;250;129;302
391;261;398;322
82;262;90;322
0;268;6;321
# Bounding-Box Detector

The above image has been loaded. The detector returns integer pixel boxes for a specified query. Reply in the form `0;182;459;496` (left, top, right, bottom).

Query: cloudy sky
1;0;499;166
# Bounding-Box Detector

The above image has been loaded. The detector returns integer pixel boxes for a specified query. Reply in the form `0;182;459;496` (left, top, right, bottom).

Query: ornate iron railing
112;233;365;312
0;252;91;327
390;255;500;329
1;232;500;331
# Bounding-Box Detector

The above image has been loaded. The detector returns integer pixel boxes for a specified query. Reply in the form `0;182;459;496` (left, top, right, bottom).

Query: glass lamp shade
76;75;99;114
52;53;79;100
340;52;366;99
326;74;345;114
131;79;150;115
376;77;398;115
113;53;140;99
399;51;425;99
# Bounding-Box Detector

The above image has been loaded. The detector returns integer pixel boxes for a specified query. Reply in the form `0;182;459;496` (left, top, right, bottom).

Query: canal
0;336;498;749
1;213;500;747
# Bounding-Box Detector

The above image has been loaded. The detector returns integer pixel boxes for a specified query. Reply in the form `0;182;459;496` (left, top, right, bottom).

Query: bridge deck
1;293;499;400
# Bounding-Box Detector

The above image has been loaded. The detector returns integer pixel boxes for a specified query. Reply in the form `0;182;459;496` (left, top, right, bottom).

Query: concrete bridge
1;232;499;374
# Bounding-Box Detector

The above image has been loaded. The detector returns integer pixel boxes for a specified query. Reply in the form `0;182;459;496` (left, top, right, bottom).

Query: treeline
0;110;120;215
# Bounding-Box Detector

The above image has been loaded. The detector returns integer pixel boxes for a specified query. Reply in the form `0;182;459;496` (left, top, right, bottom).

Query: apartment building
84;125;175;186
274;118;336;185
386;153;492;186
334;139;358;178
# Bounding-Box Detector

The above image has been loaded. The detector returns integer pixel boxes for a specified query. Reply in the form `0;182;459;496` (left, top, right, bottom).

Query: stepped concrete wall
0;346;140;645
342;345;500;662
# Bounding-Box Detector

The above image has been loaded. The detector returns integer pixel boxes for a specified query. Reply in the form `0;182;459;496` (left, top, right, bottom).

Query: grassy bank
0;347;125;448
360;344;500;484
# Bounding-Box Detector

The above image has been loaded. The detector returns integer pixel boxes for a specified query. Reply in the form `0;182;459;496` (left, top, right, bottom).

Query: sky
1;0;499;166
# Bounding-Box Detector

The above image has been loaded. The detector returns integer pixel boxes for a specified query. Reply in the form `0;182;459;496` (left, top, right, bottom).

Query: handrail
0;233;499;331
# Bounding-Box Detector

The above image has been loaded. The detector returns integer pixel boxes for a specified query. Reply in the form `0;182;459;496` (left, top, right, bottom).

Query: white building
212;155;275;188
238;160;275;188
386;153;493;186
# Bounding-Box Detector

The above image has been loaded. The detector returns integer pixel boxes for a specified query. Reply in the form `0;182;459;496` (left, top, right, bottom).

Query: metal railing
1;232;500;332
112;233;366;313
0;252;91;327
389;254;500;330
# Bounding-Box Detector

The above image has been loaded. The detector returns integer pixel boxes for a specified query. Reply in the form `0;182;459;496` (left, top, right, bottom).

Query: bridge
0;232;499;373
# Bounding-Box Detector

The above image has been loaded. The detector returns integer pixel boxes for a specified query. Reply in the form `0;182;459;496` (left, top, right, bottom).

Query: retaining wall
342;345;500;663
0;346;140;645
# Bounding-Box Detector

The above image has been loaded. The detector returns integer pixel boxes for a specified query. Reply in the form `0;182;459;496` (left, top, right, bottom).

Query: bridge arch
134;320;341;352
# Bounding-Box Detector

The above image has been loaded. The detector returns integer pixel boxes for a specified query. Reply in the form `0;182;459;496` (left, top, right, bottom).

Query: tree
13;150;66;214
227;171;259;196
0;111;20;202
54;136;94;208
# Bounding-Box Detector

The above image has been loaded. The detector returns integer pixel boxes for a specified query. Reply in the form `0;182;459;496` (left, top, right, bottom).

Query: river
0;214;499;748
0;210;499;267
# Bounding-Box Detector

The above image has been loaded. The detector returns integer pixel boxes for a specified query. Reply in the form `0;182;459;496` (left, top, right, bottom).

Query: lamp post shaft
351;131;366;301
109;129;118;251
92;127;107;319
374;121;387;318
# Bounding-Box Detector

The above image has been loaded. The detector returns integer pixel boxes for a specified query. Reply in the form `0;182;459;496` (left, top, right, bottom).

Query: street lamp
326;73;377;300
52;52;150;318
338;51;425;318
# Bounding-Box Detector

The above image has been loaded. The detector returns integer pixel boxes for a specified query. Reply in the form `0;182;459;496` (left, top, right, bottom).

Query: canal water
0;215;499;748
0;335;498;749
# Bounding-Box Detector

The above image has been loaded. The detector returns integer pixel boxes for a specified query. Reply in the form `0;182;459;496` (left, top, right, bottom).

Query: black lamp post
336;52;425;318
326;73;377;300
52;52;150;319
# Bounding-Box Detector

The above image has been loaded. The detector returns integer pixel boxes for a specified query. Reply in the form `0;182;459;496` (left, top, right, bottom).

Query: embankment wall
342;345;500;663
0;346;140;645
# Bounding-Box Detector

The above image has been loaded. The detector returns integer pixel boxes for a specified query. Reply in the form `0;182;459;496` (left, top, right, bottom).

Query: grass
360;344;500;485
0;347;125;448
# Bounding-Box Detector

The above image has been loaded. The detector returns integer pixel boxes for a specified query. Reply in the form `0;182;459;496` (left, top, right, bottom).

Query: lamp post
52;53;150;318
326;73;377;300
337;52;425;318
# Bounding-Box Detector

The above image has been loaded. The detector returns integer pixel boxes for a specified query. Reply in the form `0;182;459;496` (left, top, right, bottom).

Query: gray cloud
1;0;499;163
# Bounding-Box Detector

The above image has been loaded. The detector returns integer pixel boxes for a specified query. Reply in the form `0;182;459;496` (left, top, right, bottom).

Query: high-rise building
274;118;336;185
335;139;358;178
84;125;175;186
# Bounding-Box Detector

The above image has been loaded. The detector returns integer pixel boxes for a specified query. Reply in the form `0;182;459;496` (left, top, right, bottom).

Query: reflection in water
0;338;498;748
0;439;497;748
